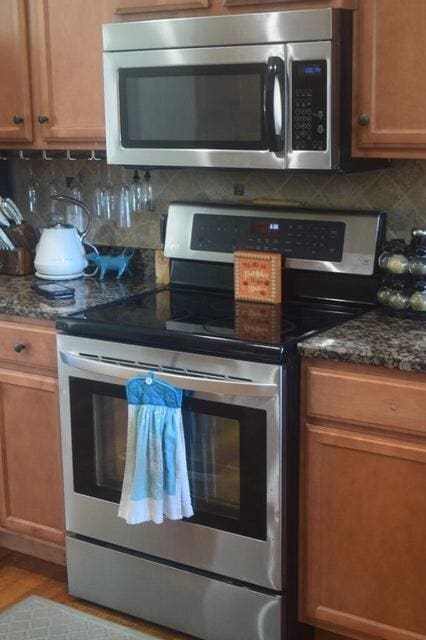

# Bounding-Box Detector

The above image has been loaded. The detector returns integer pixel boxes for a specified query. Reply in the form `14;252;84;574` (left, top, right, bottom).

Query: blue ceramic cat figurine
86;247;135;280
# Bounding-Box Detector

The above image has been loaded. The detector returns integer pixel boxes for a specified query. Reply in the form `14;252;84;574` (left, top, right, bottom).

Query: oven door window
70;378;267;540
119;64;267;150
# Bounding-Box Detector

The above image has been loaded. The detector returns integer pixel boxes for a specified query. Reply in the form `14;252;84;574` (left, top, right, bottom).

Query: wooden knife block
0;223;39;275
0;247;33;275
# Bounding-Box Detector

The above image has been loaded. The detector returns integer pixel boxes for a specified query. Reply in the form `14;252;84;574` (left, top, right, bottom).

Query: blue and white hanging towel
118;373;193;525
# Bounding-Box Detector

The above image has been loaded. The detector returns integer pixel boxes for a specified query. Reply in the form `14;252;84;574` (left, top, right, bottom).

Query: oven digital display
250;222;280;236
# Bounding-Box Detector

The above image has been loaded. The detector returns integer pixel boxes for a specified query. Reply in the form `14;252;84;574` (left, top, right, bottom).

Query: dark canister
378;239;410;275
409;277;426;312
409;226;426;277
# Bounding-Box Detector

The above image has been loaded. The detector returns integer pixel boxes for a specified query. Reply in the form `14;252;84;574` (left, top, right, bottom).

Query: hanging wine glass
142;171;153;212
92;162;104;217
47;161;63;221
26;164;43;226
129;170;143;214
117;167;131;228
70;168;84;231
102;165;116;221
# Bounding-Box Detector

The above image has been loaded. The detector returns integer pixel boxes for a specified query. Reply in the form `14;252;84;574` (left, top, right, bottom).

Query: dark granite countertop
298;309;426;373
0;273;157;322
2;273;425;374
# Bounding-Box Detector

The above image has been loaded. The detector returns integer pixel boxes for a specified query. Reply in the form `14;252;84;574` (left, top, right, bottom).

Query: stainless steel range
56;202;386;640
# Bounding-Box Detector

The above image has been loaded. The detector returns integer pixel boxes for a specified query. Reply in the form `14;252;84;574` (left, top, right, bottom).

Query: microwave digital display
297;63;322;76
303;65;322;75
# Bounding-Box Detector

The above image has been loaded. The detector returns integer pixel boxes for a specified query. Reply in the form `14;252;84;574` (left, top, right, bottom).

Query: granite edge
298;342;426;374
297;309;426;374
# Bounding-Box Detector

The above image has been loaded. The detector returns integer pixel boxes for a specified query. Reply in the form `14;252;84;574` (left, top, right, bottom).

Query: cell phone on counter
31;282;75;299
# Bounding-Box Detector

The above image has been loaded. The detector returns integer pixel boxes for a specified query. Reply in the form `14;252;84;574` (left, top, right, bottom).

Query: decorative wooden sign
234;251;282;304
235;300;281;344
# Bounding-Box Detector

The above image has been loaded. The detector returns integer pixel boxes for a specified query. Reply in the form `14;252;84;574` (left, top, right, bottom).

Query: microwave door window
119;64;268;150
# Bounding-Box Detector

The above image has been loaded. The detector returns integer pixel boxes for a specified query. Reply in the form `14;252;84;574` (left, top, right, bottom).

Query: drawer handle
38;114;49;124
389;402;399;412
13;343;26;353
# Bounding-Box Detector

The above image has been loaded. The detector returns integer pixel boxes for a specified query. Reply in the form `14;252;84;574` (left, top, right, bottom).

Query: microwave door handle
60;351;278;398
264;57;285;152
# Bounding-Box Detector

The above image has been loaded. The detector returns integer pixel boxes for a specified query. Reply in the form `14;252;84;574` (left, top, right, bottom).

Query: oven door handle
60;351;278;398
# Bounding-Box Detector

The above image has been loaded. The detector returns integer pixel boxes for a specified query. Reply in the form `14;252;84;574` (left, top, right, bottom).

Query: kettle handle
50;194;93;240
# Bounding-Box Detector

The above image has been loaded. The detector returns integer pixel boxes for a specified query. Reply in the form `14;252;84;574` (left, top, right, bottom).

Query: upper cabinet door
0;0;33;142
33;0;109;144
354;0;426;157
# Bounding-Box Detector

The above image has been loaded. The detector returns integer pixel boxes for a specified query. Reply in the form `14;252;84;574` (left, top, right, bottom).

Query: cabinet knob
12;115;24;125
358;113;370;126
13;343;26;353
38;115;49;124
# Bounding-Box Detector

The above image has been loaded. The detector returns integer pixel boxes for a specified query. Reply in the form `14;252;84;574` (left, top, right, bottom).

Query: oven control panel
291;60;327;152
191;214;345;261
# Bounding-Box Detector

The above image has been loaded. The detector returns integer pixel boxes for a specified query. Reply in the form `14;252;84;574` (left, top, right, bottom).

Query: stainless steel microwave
103;8;353;171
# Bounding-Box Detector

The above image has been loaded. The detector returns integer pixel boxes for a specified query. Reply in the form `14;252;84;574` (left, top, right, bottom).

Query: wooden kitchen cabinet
0;0;113;149
300;359;426;640
0;318;65;565
0;0;33;143
353;0;426;158
28;0;110;146
111;0;356;20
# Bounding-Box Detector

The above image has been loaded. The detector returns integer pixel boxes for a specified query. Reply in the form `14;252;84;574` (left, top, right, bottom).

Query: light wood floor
0;547;343;640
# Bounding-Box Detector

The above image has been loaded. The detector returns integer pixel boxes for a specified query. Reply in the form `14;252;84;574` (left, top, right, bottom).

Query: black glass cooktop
57;286;368;364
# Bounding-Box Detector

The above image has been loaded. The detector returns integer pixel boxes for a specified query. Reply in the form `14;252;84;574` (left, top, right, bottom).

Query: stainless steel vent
78;352;252;383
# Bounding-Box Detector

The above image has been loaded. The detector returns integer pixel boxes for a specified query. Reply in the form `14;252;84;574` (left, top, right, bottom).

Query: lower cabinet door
0;369;64;546
300;424;426;640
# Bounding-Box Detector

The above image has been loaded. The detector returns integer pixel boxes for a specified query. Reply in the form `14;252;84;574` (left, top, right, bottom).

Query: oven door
57;334;283;591
103;44;286;170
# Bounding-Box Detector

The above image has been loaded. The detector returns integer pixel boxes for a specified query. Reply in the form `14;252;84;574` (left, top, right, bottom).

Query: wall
9;157;426;247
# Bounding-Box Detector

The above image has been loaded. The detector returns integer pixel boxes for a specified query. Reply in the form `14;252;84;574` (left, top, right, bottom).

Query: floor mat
0;595;159;639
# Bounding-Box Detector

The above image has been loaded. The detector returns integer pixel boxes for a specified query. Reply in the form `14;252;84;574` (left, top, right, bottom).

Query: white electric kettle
34;195;98;280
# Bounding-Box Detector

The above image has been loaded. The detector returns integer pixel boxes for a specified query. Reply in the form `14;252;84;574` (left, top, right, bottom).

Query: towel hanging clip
145;370;154;385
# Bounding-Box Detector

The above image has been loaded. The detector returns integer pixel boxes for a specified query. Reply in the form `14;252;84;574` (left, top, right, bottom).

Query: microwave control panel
191;214;345;261
291;60;327;152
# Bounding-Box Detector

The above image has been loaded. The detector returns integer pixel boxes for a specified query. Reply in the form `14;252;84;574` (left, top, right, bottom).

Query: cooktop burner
57;285;368;364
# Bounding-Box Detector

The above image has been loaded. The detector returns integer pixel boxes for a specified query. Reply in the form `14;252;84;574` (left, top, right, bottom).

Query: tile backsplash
9;157;426;249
